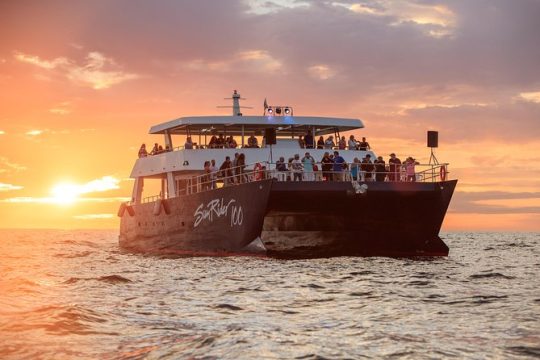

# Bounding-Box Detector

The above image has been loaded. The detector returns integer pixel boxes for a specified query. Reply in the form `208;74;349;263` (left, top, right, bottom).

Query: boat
119;90;457;257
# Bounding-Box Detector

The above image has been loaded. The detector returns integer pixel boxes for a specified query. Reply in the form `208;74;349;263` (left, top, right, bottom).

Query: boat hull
119;179;273;255
262;180;457;257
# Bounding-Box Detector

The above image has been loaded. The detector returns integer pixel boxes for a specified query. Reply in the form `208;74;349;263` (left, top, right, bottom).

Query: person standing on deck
358;137;370;151
321;152;333;181
291;154;303;181
304;130;314;149
302;152;315;181
317;136;325;149
405;157;419;182
219;156;233;186
209;159;218;189
138;144;148;158
333;151;346;181
374;156;387;182
348;135;357;150
388;153;401;181
324;136;335;149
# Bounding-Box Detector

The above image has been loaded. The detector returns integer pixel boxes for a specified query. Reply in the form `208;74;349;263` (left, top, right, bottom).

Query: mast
217;90;252;116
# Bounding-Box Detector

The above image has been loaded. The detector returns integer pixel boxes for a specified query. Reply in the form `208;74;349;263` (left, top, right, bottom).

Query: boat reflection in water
119;91;457;257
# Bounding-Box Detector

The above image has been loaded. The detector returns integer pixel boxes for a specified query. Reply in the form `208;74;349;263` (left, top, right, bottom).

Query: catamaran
119;90;457;257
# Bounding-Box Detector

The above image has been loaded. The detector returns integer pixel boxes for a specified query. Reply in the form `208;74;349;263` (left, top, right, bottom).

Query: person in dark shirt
304;130;314;149
321;152;333;181
333;151;346;181
276;157;287;172
358;137;370;151
361;154;374;181
220;156;233;185
317;136;325;149
150;143;159;155
208;135;218;148
216;134;225;148
374;156;386;182
388;153;402;181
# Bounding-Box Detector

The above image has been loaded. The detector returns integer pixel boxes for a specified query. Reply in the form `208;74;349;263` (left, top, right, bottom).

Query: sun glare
50;183;80;205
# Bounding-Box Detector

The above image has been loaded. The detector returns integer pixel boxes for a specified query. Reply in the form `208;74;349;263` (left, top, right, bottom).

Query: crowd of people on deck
138;133;421;187
138;143;172;157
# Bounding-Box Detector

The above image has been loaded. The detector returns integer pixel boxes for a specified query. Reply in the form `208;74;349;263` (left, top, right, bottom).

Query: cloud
183;49;282;73
73;214;114;220
14;52;70;69
450;191;540;214
519;91;540;103
307;64;336;80
49;101;72;115
0;157;27;173
0;183;23;192
26;129;44;136
14;51;139;89
244;0;310;15
333;1;456;37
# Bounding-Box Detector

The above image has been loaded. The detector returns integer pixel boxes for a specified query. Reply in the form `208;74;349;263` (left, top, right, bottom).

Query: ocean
0;230;539;359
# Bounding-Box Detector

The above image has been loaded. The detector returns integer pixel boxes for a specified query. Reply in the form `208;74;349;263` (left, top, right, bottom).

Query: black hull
263;180;457;258
119;179;273;255
119;179;457;258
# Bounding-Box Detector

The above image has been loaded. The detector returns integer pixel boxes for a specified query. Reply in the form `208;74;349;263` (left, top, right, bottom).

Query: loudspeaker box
427;131;438;148
265;128;277;145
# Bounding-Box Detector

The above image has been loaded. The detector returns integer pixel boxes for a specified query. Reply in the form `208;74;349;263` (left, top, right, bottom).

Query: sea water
0;230;539;359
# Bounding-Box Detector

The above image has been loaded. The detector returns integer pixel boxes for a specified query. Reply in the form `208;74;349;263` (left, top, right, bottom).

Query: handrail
139;161;450;202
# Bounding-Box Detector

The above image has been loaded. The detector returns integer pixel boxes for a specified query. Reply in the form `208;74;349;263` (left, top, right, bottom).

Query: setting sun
50;182;80;205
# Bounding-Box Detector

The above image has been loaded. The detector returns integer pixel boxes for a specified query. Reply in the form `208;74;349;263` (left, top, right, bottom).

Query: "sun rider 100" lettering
193;198;243;228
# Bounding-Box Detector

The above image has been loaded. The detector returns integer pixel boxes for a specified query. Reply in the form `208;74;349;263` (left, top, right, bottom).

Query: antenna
216;90;253;116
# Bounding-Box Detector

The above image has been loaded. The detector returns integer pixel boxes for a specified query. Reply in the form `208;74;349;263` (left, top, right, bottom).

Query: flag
264;98;268;110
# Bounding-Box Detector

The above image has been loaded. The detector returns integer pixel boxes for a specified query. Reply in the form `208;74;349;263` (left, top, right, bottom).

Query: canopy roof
149;116;364;137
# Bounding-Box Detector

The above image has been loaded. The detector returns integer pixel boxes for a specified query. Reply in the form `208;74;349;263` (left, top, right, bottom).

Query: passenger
287;157;294;181
232;153;239;183
276;156;287;171
298;136;305;149
301;152;315;181
227;136;238;149
388;153;401;181
209;159;218;189
332;151;346;181
157;145;164;154
304;130;314;149
247;134;258;148
219;156;233;185
360;154;374;181
291;154;303;181
338;136;346;150
374;156;386;182
237;153;246;183
203;161;211;190
405;157;419;182
216;134;225;148
317;136;325;149
348;135;357;150
350;157;360;181
324;135;335;149
184;137;194;149
358;137;370;151
208;135;218;149
150;143;159;155
138;144;148;158
321;152;333;181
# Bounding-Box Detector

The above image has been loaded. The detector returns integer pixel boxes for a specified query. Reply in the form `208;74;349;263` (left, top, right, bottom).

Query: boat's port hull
119;179;273;255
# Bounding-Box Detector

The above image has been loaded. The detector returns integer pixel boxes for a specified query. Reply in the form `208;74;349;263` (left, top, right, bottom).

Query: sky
0;0;539;230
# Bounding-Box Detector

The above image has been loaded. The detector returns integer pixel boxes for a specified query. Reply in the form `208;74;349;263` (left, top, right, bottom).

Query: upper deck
149;115;364;137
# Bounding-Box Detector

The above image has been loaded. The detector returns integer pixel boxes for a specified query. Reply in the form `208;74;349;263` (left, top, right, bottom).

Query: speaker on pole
265;128;277;145
427;131;438;148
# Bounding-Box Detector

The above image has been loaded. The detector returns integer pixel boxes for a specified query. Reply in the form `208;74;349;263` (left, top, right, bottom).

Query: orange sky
0;0;539;231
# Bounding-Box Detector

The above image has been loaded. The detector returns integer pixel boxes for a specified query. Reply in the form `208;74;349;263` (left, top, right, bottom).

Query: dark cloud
450;191;540;214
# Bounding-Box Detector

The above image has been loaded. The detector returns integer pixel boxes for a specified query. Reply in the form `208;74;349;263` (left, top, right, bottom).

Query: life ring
153;200;162;216
125;204;135;216
440;165;447;182
162;199;171;215
253;162;264;181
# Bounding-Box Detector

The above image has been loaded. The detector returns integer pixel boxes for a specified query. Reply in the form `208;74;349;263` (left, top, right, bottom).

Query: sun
50;182;80;205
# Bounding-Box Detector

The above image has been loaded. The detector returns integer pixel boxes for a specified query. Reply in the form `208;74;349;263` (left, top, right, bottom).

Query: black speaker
427;131;438;148
265;128;276;145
